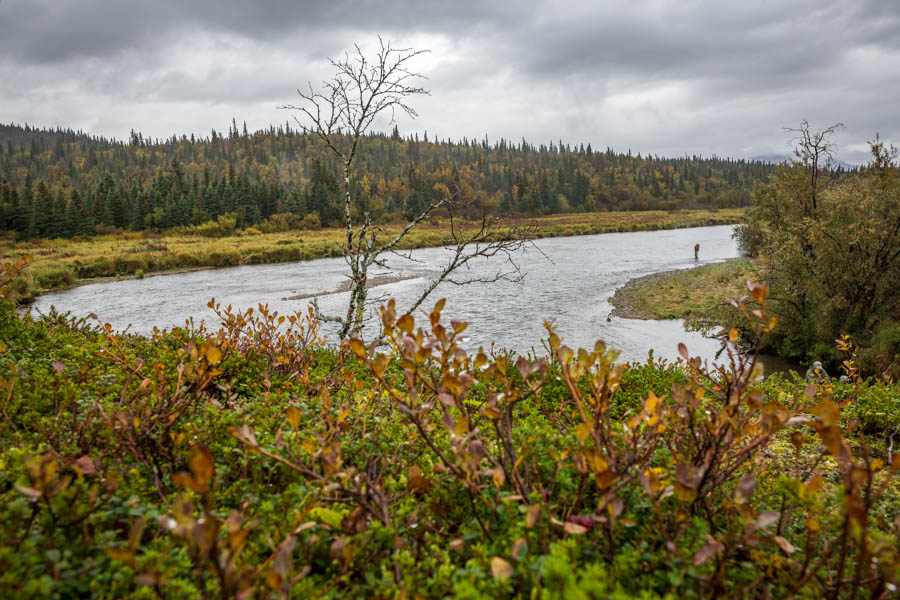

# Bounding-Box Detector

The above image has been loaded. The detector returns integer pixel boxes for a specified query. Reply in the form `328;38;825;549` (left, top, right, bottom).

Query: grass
0;208;744;302
610;257;758;320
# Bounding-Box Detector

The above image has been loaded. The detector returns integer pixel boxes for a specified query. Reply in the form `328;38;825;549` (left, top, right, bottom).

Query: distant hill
0;123;116;150
0;120;778;239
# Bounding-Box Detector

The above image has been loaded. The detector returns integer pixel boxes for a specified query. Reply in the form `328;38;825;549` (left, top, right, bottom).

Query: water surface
32;225;747;365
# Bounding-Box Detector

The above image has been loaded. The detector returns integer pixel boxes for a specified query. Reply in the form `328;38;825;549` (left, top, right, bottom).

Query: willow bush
0;267;897;597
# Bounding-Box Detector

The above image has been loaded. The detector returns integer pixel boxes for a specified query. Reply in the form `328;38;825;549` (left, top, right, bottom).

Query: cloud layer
2;0;897;163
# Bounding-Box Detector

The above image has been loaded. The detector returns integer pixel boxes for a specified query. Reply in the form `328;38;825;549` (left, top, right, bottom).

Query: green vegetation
610;258;757;320
0;120;770;241
0;208;743;302
735;129;899;378
0;253;898;598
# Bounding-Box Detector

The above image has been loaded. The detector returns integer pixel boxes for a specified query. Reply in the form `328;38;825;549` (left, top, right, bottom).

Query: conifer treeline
0;121;779;239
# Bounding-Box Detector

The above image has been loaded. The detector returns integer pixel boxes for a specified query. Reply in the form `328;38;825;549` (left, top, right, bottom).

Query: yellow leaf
525;504;541;529
188;444;214;493
206;346;222;366
490;556;513;580
286;406;301;429
584;447;608;474
728;328;739;343
575;422;592;443
347;338;366;359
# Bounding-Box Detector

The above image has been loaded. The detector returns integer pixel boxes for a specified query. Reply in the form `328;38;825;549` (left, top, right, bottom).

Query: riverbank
609;258;758;320
1;208;743;303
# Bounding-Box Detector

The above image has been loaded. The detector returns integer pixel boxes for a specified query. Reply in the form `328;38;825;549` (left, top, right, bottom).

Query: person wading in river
694;243;700;260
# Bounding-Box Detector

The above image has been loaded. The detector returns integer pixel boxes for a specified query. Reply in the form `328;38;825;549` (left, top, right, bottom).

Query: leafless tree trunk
282;38;534;339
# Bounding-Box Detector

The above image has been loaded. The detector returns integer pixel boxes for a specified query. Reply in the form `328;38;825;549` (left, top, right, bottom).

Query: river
30;224;764;366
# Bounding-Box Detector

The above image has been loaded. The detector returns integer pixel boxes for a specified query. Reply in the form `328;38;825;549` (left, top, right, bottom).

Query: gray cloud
1;0;897;164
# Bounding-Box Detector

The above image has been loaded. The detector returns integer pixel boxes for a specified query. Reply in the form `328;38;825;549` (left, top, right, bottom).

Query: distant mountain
749;153;859;171
748;153;791;164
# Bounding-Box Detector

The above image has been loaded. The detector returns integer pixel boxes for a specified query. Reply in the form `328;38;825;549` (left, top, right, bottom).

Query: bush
300;212;322;230
34;266;74;289
195;213;238;238
859;320;900;380
0;287;897;598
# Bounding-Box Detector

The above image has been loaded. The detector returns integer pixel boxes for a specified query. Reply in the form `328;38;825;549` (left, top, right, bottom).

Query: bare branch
280;39;535;339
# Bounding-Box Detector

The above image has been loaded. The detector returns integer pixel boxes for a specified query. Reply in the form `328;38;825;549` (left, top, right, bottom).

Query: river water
30;225;758;365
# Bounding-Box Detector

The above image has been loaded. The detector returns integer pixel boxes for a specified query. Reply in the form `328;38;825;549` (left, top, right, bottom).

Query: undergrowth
0;255;897;598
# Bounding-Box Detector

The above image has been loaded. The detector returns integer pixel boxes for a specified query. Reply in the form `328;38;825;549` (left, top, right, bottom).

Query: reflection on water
31;224;796;371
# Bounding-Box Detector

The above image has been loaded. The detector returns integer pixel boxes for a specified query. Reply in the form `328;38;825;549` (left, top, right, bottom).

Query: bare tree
784;119;844;214
282;38;533;339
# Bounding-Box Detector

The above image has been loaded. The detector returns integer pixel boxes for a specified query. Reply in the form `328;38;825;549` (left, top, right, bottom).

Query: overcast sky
2;0;897;164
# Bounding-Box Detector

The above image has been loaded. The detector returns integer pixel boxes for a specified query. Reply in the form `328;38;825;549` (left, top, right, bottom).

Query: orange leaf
188;444;214;493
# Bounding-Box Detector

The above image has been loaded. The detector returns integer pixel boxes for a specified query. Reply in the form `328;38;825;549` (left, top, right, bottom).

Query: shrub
300;212;322;230
34;266;74;289
0;281;897;598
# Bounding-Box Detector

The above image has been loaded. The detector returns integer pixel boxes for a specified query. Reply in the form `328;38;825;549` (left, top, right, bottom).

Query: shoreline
609;257;753;321
9;210;743;302
608;265;707;320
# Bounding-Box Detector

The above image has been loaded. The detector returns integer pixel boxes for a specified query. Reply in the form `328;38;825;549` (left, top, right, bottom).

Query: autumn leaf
693;540;724;566
491;556;513;580
205;345;222;366
774;536;796;554
563;521;589;535
188;444;214;493
525;504;541;529
747;281;768;303
286;405;301;429
347;338;366;359
755;510;780;530
408;465;431;495
397;313;414;334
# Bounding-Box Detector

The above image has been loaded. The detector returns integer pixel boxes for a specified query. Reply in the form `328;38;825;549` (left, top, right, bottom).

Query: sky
1;0;898;165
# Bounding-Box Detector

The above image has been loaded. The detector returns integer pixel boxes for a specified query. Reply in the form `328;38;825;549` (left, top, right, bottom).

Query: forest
0;121;780;239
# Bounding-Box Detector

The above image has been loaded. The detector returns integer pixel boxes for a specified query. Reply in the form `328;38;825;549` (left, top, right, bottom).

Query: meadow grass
610;257;758;320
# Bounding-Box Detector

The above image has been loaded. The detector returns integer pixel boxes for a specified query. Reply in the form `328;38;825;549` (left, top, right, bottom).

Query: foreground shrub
0;278;897;598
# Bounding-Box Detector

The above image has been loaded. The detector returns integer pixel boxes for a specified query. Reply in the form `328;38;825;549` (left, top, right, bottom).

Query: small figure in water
694;243;700;260
805;360;830;384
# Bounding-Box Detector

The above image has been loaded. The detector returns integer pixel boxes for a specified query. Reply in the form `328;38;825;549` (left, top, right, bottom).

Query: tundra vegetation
0;251;898;598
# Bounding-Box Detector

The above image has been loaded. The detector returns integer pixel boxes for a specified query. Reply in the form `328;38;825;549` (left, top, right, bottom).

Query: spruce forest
0;121;779;239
